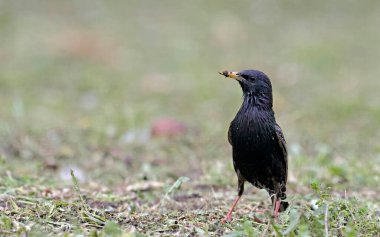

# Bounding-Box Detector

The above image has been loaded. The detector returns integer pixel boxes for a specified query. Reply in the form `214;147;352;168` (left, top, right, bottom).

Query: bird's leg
273;198;281;218
271;192;281;218
221;195;241;223
221;178;244;223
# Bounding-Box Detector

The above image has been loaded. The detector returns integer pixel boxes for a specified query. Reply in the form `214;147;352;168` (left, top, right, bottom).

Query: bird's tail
279;187;289;212
279;200;289;212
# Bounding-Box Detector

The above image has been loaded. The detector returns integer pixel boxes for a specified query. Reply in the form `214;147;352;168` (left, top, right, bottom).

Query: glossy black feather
228;70;288;211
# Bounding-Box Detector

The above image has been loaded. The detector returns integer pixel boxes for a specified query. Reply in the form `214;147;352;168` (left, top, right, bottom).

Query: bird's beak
219;71;241;81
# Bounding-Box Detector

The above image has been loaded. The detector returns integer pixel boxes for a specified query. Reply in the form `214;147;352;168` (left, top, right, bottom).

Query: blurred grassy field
1;1;379;236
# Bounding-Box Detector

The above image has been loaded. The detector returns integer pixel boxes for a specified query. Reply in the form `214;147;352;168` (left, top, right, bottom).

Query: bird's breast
229;109;276;150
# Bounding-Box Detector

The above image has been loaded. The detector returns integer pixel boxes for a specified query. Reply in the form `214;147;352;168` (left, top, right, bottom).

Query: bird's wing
228;127;232;145
275;123;288;179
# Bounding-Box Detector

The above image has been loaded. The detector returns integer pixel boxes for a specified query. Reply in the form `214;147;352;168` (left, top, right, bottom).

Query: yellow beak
219;70;240;80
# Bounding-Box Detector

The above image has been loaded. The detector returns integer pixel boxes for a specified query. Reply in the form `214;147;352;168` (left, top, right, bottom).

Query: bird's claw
221;215;232;223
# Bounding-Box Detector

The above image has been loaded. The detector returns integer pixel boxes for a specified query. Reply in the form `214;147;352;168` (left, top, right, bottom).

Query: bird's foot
221;195;241;224
221;214;232;223
253;207;269;214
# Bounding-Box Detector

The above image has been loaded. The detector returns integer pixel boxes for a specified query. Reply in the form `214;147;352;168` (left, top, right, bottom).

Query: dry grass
1;0;380;236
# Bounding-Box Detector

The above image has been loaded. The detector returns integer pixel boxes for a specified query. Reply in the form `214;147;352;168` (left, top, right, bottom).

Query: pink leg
221;195;241;223
273;199;281;218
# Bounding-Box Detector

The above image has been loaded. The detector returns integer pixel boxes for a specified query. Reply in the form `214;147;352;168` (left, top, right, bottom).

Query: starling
219;69;288;222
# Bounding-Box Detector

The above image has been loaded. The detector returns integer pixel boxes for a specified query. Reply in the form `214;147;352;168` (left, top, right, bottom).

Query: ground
0;1;380;236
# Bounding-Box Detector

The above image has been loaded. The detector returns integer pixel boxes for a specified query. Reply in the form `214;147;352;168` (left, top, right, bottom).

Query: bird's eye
239;74;249;80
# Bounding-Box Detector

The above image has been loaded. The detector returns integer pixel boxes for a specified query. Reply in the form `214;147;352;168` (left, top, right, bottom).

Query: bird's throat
244;93;256;105
242;93;272;110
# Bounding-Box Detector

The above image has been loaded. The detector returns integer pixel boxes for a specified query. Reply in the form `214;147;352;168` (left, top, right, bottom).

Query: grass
1;0;380;236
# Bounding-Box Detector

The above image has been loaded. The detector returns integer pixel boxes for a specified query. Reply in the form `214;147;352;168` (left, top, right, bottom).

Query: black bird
219;69;288;222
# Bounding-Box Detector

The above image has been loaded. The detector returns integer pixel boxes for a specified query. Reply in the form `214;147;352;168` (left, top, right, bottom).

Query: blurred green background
1;0;379;189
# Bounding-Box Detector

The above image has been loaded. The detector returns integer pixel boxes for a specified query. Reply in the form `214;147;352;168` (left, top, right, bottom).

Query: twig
70;169;107;226
260;221;270;237
344;189;356;222
70;169;89;212
324;203;329;237
252;215;265;224
270;219;282;236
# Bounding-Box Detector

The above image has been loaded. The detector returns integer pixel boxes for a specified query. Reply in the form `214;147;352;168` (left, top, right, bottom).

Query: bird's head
219;69;272;94
219;69;273;107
